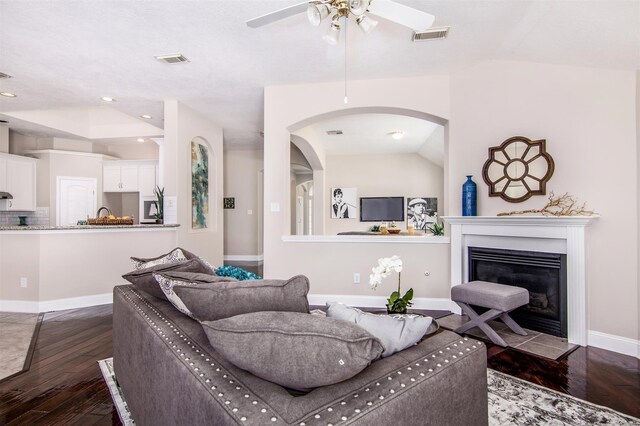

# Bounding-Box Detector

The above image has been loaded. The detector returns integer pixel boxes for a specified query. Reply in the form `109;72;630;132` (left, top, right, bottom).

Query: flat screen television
360;197;405;222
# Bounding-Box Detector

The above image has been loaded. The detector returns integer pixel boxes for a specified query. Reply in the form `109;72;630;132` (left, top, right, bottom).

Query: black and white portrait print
331;187;357;219
407;197;438;231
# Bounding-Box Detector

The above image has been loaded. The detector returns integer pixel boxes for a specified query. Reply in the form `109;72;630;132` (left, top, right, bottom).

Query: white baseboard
0;299;40;313
307;294;453;311
0;293;113;313
588;330;640;359
223;255;264;262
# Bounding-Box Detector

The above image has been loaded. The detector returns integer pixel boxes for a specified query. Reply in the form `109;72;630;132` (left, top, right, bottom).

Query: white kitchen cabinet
103;162;141;192
0;153;37;211
138;164;157;197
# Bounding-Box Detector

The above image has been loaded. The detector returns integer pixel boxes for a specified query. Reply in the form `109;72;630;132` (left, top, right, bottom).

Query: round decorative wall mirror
482;136;555;203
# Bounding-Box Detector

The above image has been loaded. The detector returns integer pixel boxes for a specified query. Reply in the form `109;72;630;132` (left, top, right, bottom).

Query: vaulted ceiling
0;1;638;150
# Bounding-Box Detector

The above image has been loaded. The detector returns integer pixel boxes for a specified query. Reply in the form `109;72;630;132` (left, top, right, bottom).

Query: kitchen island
0;224;179;312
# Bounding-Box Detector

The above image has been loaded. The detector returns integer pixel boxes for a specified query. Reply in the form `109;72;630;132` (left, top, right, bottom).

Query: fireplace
468;247;567;337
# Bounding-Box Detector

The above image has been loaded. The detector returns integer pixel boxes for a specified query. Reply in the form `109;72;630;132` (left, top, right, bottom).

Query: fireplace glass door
468;247;567;337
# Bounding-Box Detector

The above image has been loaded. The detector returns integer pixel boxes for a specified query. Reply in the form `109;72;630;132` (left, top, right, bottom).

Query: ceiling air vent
0;72;12;79
154;53;190;64
326;130;343;135
412;27;449;42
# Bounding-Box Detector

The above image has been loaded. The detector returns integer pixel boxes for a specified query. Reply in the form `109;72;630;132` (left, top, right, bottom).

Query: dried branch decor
497;192;596;217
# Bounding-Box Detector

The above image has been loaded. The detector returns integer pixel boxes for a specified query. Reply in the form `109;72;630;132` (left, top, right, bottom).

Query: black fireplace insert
468;247;567;337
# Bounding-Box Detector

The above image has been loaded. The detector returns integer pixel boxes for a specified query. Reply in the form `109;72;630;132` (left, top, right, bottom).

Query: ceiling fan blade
367;0;435;31
246;1;309;28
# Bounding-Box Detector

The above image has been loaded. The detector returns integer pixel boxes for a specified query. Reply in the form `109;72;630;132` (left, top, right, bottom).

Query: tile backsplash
0;207;49;226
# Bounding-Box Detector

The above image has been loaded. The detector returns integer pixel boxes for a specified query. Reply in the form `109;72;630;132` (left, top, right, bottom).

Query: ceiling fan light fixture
349;0;370;16
322;20;341;45
356;14;377;34
307;3;330;26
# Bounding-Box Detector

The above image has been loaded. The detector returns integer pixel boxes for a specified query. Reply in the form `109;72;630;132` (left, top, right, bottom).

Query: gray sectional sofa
113;285;488;425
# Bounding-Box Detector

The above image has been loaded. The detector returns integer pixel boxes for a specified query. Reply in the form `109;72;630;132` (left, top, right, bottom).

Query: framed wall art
331;187;357;219
407;197;437;231
191;139;210;229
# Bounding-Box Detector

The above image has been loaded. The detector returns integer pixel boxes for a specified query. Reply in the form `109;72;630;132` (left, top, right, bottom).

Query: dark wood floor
0;304;638;425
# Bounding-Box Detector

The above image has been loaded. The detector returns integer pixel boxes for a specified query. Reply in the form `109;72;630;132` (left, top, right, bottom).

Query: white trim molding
443;215;598;347
588;330;640;359
308;294;453;311
223;254;264;262
0;293;113;313
282;235;450;244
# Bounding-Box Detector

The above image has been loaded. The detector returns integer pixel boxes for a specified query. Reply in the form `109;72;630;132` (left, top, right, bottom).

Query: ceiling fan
246;0;435;45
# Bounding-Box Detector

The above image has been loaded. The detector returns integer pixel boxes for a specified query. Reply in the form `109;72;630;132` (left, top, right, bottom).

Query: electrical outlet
20;277;27;288
247;209;253;215
353;273;360;284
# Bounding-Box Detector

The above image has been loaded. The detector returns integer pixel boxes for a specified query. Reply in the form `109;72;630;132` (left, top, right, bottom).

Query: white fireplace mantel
442;215;599;346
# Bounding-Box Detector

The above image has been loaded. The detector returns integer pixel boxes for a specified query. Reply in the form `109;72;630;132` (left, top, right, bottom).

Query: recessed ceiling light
137;138;145;143
0;92;17;97
140;114;152;119
101;96;115;102
390;131;404;140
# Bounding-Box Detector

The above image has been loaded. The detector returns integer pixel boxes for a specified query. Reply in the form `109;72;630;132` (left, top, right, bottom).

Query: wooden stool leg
454;302;508;347
500;312;527;336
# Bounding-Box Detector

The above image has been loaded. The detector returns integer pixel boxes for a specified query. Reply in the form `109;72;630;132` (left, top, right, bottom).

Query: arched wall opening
288;106;449;236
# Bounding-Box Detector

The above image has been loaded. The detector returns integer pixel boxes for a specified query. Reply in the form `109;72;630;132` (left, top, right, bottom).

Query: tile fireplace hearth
443;216;598;346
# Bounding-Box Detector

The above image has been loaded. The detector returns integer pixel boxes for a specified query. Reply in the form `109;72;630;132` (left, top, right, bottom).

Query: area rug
98;358;639;425
0;312;43;382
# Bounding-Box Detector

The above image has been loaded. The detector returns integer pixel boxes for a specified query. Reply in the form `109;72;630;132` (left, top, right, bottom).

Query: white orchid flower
368;255;402;289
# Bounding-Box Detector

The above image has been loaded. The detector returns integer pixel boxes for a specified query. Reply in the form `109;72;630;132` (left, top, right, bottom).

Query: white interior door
57;177;97;226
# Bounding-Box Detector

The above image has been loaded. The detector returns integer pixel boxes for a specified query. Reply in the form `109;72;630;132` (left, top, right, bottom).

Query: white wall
325;153;443;235
223;149;263;257
0;229;177;310
9;132;38;155
449;61;638;342
108;142;159;160
263;62;639;343
263;75;450;294
163;101;224;265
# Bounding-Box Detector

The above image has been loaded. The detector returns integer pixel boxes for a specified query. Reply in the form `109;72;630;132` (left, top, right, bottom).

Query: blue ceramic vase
462;176;477;216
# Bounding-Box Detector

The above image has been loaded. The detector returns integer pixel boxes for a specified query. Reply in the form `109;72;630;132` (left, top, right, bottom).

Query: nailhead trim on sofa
118;286;484;425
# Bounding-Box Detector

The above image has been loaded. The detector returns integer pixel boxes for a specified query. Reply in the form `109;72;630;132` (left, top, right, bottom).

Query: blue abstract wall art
191;140;209;229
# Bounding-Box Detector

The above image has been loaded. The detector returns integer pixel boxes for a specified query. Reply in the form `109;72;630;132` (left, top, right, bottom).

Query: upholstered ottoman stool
451;281;529;347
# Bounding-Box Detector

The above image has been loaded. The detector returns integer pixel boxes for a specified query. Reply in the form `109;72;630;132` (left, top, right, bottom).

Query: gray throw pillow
172;275;310;321
326;302;433;358
152;271;239;319
130;247;187;270
122;258;212;300
131;247;217;274
158;270;239;284
201;311;384;391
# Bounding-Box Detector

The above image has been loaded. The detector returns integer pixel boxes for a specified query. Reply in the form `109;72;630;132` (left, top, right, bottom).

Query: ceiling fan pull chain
344;16;348;104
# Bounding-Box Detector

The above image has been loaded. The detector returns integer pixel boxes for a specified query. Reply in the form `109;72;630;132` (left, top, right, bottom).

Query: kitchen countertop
0;224;180;231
